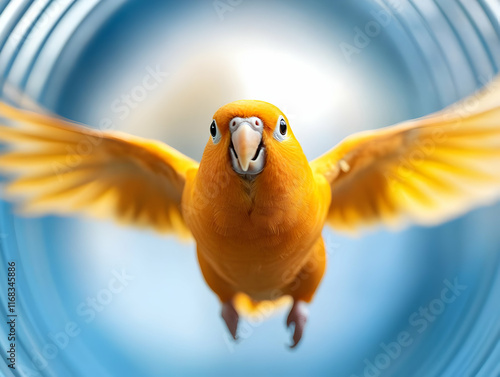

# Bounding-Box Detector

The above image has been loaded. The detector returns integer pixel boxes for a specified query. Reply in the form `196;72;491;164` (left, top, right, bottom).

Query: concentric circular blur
1;1;499;376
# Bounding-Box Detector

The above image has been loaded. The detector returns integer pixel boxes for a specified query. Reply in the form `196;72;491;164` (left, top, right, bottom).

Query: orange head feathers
201;100;309;182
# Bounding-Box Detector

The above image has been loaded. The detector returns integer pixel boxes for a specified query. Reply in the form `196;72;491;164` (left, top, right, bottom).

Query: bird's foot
221;300;239;340
286;300;308;348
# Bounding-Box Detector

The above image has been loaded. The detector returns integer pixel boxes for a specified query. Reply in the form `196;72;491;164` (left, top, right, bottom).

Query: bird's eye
210;120;221;144
273;116;288;142
280;119;287;135
210;121;217;137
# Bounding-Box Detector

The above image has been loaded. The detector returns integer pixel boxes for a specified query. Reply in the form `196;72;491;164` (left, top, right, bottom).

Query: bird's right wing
0;102;199;237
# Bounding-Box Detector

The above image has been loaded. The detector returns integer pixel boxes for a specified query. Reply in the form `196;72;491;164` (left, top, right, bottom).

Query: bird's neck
191;157;318;239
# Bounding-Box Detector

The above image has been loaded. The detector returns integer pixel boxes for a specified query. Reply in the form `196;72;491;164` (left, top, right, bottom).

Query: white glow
233;46;350;141
117;4;365;160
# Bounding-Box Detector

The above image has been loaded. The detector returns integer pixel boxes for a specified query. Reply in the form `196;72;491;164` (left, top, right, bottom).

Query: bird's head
202;100;307;181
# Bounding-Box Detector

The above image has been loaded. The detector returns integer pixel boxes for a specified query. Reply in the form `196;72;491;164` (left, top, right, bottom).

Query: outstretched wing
0;102;199;237
311;78;500;234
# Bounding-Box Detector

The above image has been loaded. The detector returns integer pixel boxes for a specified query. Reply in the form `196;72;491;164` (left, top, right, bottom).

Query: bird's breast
182;171;330;296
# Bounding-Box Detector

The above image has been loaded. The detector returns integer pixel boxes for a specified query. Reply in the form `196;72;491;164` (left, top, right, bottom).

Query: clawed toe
222;299;308;347
222;301;239;340
286;301;308;348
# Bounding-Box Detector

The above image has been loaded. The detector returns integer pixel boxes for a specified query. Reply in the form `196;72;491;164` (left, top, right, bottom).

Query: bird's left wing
0;102;199;237
310;78;500;234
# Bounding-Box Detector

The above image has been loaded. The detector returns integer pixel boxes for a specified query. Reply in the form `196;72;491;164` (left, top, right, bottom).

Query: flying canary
1;78;500;347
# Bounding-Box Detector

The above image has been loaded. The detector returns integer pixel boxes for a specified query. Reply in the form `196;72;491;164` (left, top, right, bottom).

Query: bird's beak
229;117;265;176
231;124;261;171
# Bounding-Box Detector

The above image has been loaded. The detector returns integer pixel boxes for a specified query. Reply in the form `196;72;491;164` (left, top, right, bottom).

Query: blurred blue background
0;0;500;376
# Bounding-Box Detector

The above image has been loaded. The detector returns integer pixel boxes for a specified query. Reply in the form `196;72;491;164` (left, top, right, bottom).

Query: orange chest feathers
182;152;331;292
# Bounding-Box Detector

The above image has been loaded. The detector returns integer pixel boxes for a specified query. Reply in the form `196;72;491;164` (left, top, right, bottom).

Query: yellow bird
1;78;500;347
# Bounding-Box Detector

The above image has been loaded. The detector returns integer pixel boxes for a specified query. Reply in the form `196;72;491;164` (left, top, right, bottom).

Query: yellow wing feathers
311;78;500;234
2;79;500;239
0;102;198;236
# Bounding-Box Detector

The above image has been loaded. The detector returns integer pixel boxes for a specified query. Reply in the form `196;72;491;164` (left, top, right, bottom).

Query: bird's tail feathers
233;293;291;319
